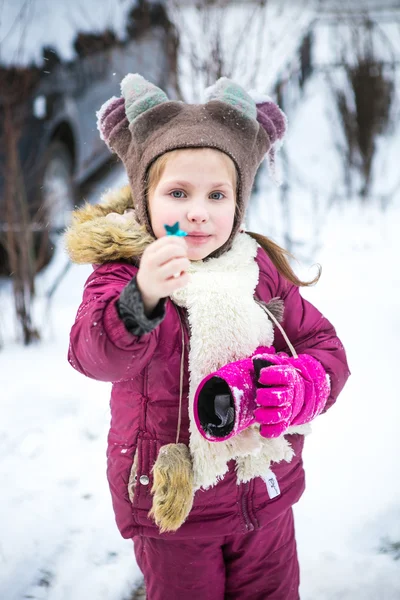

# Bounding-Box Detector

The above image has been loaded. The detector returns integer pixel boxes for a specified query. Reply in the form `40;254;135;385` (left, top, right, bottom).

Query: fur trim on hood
65;186;155;265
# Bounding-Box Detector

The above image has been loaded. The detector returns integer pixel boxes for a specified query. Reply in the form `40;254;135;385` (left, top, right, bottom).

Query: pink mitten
252;352;330;438
193;345;276;441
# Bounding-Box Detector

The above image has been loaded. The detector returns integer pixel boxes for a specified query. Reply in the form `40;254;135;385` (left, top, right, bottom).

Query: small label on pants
264;469;281;499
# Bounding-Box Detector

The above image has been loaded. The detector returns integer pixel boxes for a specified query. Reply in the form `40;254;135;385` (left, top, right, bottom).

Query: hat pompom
149;443;194;533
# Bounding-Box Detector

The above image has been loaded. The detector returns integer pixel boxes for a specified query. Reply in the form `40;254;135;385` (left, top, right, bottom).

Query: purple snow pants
133;509;300;600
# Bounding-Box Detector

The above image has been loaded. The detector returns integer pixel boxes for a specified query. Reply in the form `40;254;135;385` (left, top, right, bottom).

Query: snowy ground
289;201;400;599
1;73;400;600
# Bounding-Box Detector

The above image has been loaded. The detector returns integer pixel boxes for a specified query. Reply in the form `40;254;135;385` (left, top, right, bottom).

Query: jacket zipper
241;481;255;532
141;363;148;431
143;363;148;398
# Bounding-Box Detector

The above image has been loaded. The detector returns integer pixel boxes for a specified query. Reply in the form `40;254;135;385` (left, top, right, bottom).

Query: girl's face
148;148;236;261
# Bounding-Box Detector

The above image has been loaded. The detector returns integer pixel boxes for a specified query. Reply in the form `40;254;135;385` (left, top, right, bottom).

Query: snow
0;0;138;67
1;9;400;600
246;55;400;598
0;167;144;600
291;198;400;599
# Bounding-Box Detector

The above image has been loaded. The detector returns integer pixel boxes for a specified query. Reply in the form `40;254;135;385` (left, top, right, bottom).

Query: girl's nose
187;205;209;223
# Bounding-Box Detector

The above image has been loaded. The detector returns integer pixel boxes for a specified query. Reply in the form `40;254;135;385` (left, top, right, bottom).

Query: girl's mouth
186;234;211;245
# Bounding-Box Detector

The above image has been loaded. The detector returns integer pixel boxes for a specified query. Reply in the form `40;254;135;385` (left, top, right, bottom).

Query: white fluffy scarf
171;233;309;491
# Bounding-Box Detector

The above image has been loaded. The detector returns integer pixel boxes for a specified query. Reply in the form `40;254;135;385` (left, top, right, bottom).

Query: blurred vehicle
0;0;175;271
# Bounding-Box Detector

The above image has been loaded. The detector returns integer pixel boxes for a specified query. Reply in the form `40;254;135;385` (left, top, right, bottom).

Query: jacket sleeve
68;262;165;383
256;250;350;411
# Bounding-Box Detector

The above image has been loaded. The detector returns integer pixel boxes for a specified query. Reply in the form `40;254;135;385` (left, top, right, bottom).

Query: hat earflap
121;73;169;125
205;77;258;121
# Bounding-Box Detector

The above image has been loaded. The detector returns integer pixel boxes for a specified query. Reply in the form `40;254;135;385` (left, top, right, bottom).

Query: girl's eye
170;190;186;199
210;192;224;200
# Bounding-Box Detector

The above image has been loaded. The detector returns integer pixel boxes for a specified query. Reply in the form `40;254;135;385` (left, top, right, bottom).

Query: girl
66;75;350;600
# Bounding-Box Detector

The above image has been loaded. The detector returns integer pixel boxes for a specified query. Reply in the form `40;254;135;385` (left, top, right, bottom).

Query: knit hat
97;74;287;256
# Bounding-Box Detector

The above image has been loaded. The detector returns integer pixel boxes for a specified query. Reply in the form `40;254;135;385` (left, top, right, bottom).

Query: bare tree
0;0;57;344
326;6;396;200
0;62;43;344
167;0;315;101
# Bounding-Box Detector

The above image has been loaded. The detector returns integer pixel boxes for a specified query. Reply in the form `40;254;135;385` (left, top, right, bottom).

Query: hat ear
205;77;257;121
253;95;287;147
251;94;288;185
96;96;131;157
121;73;169;125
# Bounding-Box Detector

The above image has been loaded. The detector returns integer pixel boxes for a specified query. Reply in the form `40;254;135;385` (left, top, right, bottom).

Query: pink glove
252;352;330;438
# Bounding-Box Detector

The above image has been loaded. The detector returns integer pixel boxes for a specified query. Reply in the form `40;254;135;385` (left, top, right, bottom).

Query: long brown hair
147;149;320;288
246;231;321;287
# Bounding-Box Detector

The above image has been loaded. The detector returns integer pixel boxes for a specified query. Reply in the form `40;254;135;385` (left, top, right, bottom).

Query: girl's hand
136;236;190;315
252;353;330;438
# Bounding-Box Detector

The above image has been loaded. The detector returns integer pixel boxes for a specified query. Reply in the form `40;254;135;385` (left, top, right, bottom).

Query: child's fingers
145;238;187;267
147;235;187;256
151;243;188;268
258;365;293;387
159;258;190;281
254;404;292;425
255;387;292;408
260;422;288;439
162;271;190;294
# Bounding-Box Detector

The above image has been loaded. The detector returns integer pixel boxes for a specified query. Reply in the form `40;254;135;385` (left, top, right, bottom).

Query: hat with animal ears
97;74;287;257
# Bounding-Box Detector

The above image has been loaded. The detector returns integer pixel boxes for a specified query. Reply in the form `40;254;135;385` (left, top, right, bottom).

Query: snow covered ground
1;54;400;600
288;197;400;599
249;68;400;599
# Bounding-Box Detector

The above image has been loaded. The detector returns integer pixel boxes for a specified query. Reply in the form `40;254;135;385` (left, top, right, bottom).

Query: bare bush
331;17;395;199
167;0;315;101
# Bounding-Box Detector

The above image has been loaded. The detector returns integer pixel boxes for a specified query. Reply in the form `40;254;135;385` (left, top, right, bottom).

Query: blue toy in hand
164;222;188;278
164;222;187;237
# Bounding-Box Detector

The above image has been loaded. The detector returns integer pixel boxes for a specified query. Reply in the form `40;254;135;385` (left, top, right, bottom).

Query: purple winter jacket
68;246;350;540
